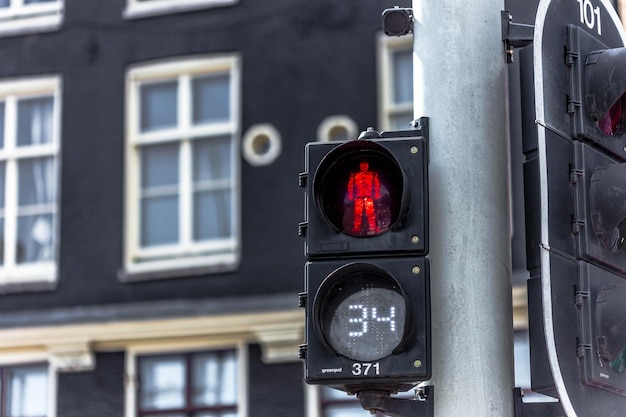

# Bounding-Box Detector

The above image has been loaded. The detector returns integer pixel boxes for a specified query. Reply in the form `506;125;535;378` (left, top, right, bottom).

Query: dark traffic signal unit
298;123;430;396
569;25;626;397
524;1;626;414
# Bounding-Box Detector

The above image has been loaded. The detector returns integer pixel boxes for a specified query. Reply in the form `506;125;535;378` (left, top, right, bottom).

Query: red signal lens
598;91;626;136
314;142;405;238
342;160;391;237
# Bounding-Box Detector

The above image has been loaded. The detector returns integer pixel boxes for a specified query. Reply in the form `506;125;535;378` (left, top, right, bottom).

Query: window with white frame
123;0;237;20
377;35;414;131
0;363;49;417
137;350;238;417
0;76;60;289
0;0;63;38
124;55;240;279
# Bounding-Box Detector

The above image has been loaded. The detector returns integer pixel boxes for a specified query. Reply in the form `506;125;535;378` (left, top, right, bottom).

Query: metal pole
412;1;515;416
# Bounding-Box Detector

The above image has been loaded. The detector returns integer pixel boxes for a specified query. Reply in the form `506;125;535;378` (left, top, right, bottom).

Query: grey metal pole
412;1;515;416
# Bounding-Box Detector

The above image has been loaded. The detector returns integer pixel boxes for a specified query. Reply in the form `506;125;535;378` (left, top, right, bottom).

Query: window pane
390;112;413;131
0;160;4;266
0;0;8;9
219;353;237;404
140;143;179;247
194;190;231;241
24;0;57;4
192;137;232;241
192;351;237;407
0;160;5;209
192;74;230;124
325;405;370;417
322;387;369;417
16;214;54;264
392;50;413;105
193;136;231;182
141;195;178;247
16;157;56;263
17;97;54;147
18;157;56;207
140;356;186;410
140;81;178;132
141;143;179;188
0;219;4;266
0;102;5;149
514;331;531;388
5;365;47;417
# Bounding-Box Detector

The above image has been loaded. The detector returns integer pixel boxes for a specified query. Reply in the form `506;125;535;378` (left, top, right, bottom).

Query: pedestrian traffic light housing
299;124;430;394
304;257;430;392
302;131;428;259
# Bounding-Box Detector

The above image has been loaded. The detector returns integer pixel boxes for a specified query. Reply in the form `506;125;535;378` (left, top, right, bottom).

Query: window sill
123;0;237;20
121;252;239;282
0;14;63;38
0;273;57;294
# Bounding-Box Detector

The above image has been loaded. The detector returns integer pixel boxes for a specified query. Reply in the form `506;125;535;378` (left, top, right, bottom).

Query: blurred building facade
6;0;624;415
0;1;414;416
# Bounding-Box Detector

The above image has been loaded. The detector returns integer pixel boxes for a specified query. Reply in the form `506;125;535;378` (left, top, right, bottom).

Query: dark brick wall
248;344;305;417
57;352;125;417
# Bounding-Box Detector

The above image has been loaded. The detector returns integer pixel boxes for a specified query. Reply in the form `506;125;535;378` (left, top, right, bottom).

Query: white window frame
0;353;56;417
124;54;241;280
377;34;414;132
0;76;61;291
125;340;248;417
123;0;237;20
0;0;63;38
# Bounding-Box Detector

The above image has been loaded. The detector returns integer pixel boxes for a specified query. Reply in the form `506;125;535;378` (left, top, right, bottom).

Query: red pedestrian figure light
344;160;390;236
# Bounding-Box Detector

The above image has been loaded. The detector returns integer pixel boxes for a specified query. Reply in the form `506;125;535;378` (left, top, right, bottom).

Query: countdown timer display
315;263;409;362
328;285;406;361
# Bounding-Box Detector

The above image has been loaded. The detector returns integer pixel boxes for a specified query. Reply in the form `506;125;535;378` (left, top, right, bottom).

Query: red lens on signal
598;91;626;136
342;160;391;237
314;141;406;239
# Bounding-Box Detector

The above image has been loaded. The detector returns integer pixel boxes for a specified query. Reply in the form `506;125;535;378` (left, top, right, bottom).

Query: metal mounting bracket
501;11;535;63
513;388;566;417
357;386;434;417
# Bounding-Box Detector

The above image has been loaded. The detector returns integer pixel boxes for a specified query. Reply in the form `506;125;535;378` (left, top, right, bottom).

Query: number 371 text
352;362;380;376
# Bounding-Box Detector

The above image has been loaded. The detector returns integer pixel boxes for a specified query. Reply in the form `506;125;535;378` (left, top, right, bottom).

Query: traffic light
298;123;430;394
568;24;626;398
302;130;427;258
574;142;626;274
522;0;626;414
578;262;626;396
